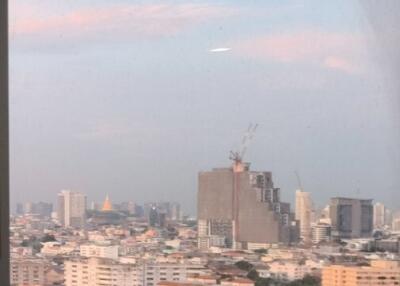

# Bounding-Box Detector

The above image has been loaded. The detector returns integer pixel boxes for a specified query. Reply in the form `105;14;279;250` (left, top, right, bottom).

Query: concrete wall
237;172;280;244
198;168;234;220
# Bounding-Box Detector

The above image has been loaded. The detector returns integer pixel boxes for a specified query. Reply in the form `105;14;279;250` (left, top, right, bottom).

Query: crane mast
230;123;258;249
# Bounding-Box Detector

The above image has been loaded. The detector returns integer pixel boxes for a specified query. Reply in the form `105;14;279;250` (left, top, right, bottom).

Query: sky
9;0;400;214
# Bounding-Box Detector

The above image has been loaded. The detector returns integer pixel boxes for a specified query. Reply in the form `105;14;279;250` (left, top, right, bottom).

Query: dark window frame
0;0;9;285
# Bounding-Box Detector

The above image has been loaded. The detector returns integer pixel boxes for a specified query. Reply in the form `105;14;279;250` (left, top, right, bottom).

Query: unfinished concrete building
197;161;298;250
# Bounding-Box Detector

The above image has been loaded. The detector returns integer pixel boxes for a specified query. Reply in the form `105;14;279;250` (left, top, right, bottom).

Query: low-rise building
80;242;119;260
268;261;312;281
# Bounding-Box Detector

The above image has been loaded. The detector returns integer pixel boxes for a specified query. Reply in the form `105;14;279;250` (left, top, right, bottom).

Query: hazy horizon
9;0;400;215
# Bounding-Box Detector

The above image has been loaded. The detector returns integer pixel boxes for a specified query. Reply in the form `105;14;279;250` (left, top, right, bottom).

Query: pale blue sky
9;0;400;214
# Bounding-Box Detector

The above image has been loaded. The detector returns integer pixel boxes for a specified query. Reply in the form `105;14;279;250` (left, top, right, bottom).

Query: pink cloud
323;56;357;74
233;31;365;74
11;3;235;39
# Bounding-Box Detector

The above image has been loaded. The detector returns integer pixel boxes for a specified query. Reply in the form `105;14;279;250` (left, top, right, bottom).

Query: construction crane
230;123;258;248
229;123;258;164
295;170;303;191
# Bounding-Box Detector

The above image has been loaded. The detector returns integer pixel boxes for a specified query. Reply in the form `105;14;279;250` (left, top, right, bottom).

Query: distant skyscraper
329;197;373;239
144;202;181;221
16;202;53;217
295;190;313;243
57;190;87;228
373;202;386;229
116;201;136;215
198;161;298;250
170;202;182;221
149;206;159;227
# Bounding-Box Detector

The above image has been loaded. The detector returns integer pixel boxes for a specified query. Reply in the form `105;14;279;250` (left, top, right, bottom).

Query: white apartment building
311;223;331;244
41;241;76;256
11;259;46;286
80;243;119;260
295;190;313;243
142;261;209;286
373;202;386;229
65;257;139;286
57;190;87;228
268;261;312;281
65;258;209;286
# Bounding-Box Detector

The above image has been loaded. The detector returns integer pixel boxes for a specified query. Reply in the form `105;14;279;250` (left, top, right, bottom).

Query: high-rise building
329;197;373;239
65;257;139;286
198;161;298;250
295;190;313;242
392;217;400;231
385;208;393;227
16;201;53;217
373;202;386;229
144;202;181;221
57;190;87;228
115;201;136;215
149;206;159;227
170;202;182;221
311;223;331;244
10;258;46;286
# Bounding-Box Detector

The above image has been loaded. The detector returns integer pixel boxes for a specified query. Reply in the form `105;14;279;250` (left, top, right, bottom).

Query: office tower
149;206;159;227
57;190;87;228
17;202;53;217
32;202;53;218
329;197;373;239
135;205;144;218
170;202;182;221
392;212;400;231
322;260;400;286
117;201;136;215
295;190;313;242
198;161;298;250
144;202;181;222
89;201;99;211
24;202;33;213
385;208;393;227
311;223;331;244
373;202;386;229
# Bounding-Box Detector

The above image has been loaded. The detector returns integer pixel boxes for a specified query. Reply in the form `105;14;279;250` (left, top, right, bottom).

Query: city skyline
6;1;400;285
9;0;400;214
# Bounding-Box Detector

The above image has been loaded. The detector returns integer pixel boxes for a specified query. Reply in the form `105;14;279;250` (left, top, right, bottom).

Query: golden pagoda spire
102;194;113;211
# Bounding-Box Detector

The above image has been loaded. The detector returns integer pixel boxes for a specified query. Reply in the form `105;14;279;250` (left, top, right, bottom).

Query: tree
254;278;274;286
247;269;259;281
235;260;254;272
41;234;56;242
287;275;321;286
254;248;268;254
